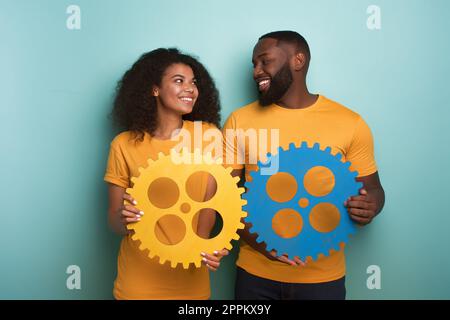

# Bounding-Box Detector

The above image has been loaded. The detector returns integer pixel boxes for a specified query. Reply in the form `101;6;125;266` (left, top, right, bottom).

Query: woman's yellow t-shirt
104;120;218;299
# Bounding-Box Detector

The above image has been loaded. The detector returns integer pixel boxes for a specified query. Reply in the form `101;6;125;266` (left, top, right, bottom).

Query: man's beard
258;63;293;106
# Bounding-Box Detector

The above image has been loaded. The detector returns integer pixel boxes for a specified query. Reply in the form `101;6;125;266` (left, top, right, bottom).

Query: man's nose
253;63;264;79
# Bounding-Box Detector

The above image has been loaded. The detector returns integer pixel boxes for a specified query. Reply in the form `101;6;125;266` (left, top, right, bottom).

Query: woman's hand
119;193;144;227
200;249;229;271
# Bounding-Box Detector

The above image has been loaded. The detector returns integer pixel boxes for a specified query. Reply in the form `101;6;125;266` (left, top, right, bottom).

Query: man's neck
277;82;318;109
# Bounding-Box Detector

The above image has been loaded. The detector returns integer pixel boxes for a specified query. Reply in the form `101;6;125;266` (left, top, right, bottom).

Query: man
223;31;385;300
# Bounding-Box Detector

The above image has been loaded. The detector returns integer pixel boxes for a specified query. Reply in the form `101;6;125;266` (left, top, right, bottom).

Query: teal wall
1;0;449;299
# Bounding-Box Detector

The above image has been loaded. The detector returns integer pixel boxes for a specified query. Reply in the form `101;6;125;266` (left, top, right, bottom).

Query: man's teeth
259;80;270;87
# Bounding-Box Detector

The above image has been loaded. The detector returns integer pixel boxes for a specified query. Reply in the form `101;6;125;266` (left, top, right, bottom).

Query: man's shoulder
229;100;261;118
321;96;361;120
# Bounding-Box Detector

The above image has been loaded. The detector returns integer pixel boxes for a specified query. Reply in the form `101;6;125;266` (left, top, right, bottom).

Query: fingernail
133;200;137;205
201;252;206;257
202;258;207;262
213;251;218;255
137;217;141;221
139;211;144;215
136;215;141;219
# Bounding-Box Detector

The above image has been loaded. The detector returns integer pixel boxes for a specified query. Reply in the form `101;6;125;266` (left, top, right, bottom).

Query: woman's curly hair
112;48;221;141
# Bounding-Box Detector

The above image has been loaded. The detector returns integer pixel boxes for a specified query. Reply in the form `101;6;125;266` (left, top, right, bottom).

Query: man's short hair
259;30;310;59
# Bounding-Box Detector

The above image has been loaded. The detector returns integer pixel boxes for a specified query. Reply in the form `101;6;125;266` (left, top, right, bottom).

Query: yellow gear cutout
126;149;247;269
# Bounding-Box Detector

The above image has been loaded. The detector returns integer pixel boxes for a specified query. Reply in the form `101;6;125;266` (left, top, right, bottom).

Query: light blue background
1;0;449;299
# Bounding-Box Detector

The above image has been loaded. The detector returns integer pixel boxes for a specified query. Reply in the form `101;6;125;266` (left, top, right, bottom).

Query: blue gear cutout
242;142;363;261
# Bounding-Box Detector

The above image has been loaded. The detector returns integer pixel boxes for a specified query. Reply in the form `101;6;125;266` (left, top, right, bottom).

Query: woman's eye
175;79;183;83
192;80;197;86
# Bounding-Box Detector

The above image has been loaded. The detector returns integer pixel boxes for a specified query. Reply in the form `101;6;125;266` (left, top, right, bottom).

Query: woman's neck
153;110;183;140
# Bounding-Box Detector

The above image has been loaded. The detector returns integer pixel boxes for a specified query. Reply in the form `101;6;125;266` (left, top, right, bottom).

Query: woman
104;48;227;300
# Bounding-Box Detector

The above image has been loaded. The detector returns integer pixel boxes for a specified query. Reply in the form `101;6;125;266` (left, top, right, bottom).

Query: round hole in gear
298;197;309;208
272;208;303;239
186;171;217;202
266;172;298;203
192;209;223;239
148;177;179;209
180;202;191;213
309;203;340;233
303;166;335;197
154;214;186;245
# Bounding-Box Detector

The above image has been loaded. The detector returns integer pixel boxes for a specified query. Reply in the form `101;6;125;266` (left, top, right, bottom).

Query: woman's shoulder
110;131;144;149
184;120;220;133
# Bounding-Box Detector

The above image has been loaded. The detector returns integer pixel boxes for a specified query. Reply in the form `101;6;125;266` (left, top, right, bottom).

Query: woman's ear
152;86;159;96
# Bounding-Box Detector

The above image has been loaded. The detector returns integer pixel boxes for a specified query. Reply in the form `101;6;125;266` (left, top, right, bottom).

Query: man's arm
345;171;385;225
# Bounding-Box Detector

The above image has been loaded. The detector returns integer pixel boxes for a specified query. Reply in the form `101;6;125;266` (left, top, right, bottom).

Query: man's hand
345;172;385;226
269;250;306;267
345;188;377;225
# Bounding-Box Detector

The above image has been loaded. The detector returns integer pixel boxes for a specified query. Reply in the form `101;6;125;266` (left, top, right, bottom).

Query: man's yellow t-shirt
222;95;377;283
104;120;218;299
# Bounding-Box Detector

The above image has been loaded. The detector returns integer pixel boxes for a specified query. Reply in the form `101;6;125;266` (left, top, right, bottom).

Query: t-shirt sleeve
104;141;130;188
346;116;378;177
222;113;245;170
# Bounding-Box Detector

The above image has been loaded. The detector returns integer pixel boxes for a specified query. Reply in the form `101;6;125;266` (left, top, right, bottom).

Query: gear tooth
159;256;167;265
225;242;234;249
193;260;201;268
289;142;296;150
130;177;137;184
335;153;343;161
148;251;156;259
170;260;178;268
158;152;165;159
254;235;263;244
300;141;308;149
182;261;190;269
131;233;138;241
344;161;351;168
138;167;144;173
233;176;240;183
238;222;245;229
312;142;320;150
226;167;233;174
324;146;332;153
126;188;133;194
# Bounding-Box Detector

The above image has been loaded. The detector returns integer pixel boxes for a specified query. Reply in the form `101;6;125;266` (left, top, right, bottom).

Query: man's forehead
253;38;292;58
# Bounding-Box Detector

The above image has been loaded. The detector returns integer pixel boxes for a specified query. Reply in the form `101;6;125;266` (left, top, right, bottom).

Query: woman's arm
107;183;142;236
